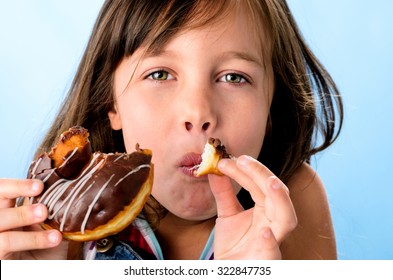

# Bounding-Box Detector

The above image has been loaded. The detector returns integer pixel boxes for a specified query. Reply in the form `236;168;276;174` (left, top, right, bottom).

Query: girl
0;0;343;260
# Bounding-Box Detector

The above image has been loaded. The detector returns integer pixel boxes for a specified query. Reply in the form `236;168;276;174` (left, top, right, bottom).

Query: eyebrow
219;51;264;68
144;48;264;68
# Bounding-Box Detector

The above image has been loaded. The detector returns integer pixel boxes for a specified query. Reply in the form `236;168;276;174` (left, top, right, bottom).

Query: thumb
208;174;243;218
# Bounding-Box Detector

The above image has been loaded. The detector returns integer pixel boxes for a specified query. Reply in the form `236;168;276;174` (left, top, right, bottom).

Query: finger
219;156;271;205
0;203;48;231
208;174;243;218
0;229;62;256
237;156;290;204
265;176;297;242
0;179;43;208
218;158;263;203
258;227;282;259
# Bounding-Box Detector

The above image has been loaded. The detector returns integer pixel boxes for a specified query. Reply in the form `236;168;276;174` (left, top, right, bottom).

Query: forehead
144;0;271;63
158;14;262;68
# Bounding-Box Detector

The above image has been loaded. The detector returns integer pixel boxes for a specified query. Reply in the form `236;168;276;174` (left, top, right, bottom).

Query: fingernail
34;204;44;218
271;177;282;190
237;155;253;167
31;180;41;193
262;227;272;239
48;231;60;244
217;158;229;169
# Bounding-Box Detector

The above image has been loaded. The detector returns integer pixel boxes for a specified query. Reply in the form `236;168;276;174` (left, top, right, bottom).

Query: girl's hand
209;155;297;259
0;179;67;260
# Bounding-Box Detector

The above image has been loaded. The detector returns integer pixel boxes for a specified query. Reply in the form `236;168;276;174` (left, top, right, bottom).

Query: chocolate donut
27;126;153;241
194;137;231;177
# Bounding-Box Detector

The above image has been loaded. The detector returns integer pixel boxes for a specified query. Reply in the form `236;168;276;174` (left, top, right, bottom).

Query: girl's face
109;8;273;221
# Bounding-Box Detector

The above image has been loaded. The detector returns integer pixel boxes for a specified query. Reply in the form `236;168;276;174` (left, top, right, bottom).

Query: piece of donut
27;126;153;242
194;137;231;177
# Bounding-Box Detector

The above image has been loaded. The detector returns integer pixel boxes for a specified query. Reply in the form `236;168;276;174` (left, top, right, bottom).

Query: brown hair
257;0;343;180
37;0;343;210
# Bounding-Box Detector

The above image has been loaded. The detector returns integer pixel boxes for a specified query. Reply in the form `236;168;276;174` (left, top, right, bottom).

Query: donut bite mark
27;126;154;242
194;137;232;177
48;126;92;179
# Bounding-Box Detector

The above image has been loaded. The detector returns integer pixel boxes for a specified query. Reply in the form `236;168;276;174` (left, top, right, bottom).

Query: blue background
0;1;392;259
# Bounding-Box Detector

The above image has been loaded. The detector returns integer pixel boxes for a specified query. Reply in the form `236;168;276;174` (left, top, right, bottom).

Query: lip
177;153;202;177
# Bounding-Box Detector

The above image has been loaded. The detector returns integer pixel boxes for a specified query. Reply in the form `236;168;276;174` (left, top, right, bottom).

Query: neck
156;213;215;260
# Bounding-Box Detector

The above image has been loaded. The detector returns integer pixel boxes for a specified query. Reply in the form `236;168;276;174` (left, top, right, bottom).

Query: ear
108;105;122;130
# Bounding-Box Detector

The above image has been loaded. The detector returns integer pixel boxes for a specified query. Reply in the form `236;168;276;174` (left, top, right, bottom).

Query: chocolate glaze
55;142;92;180
28;150;152;233
48;126;92;179
208;137;231;159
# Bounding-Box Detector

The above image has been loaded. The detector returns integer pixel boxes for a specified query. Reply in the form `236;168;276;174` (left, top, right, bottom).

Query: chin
153;173;218;220
177;211;217;222
167;199;217;221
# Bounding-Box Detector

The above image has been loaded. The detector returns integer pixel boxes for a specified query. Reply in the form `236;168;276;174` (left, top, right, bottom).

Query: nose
185;121;211;132
177;83;218;134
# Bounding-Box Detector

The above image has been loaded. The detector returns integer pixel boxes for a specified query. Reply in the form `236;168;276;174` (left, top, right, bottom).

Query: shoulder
280;162;337;259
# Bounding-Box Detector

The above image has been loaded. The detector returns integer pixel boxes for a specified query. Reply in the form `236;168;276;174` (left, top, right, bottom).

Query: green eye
226;74;242;83
221;73;247;84
149;70;170;80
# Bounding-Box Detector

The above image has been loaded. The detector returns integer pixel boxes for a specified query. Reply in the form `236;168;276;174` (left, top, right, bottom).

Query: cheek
226;101;268;159
116;97;161;152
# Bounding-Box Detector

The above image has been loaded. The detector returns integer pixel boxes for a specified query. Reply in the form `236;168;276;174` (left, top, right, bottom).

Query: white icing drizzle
80;175;115;234
46;157;105;224
47;181;72;217
60;180;94;232
38;178;67;205
49;174;91;219
114;164;150;187
75;153;103;179
58;147;79;169
42;169;56;183
30;157;42;179
36;151;151;234
113;154;125;162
